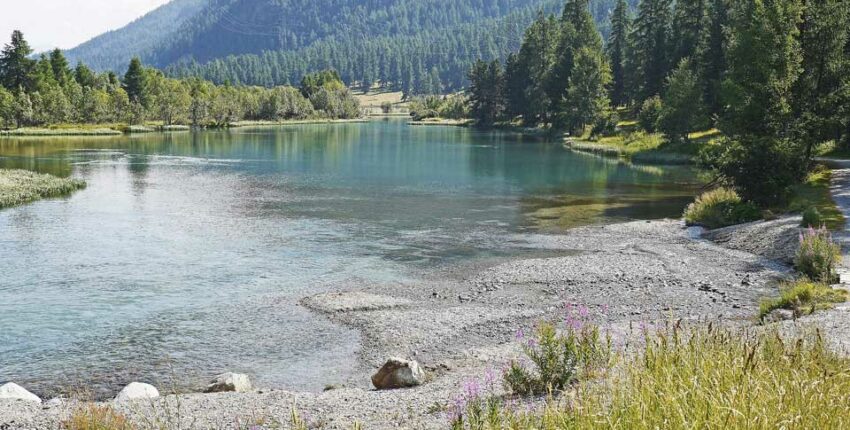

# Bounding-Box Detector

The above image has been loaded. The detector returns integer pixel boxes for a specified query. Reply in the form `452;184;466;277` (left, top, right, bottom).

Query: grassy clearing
0;169;86;209
759;279;847;320
787;166;845;230
453;324;850;430
568;127;721;165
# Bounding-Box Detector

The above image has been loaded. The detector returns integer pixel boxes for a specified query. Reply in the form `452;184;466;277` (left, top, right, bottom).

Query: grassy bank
0;169;86;209
567;127;721;165
0;128;123;136
228;118;369;128
786;166;845;230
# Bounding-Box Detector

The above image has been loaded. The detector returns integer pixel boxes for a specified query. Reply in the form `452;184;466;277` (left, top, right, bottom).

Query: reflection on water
0;120;702;398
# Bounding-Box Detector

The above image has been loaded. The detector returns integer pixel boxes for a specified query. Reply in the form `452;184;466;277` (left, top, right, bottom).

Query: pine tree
547;0;603;106
504;52;526;119
695;0;729;118
515;13;559;124
468;60;505;126
123;57;147;104
792;0;850;155
671;0;707;67
608;0;631;106
0;31;36;91
49;49;70;85
632;0;673;100
659;58;706;142
561;47;612;135
721;0;804;139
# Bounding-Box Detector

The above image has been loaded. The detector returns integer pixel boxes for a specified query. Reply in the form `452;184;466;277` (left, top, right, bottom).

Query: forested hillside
66;0;636;93
64;0;207;72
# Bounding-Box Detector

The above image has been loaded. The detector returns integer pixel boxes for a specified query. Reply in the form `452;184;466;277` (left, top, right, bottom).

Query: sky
0;0;172;52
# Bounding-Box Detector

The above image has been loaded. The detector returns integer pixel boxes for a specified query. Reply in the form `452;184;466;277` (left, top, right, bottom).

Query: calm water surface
0;120;701;397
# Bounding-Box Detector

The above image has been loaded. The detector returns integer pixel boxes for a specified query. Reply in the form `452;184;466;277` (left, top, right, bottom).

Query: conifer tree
671;0;707;67
123;57;147;104
696;0;729;118
607;0;631;106
0;31;36;91
632;0;673;100
49;49;70;85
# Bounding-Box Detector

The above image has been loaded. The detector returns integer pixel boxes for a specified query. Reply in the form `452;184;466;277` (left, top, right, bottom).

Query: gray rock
371;358;425;390
764;308;795;323
204;372;253;393
114;382;159;403
0;383;41;403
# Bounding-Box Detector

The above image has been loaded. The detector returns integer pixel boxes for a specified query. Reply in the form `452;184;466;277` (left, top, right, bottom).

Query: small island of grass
0;169;86;209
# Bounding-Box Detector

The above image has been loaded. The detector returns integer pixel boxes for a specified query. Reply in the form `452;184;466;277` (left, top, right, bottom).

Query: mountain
67;0;631;91
65;0;207;72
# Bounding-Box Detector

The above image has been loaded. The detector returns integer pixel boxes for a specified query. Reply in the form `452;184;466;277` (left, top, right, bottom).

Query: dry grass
63;405;135;430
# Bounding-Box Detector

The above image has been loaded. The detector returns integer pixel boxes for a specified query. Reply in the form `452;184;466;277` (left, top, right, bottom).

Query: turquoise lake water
0;120;702;397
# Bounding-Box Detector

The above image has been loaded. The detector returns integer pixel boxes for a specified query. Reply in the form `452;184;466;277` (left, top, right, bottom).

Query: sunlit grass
0;169;86;209
63;405;134;430
454;325;850;430
570;128;721;165
787;166;845;230
759;279;847;320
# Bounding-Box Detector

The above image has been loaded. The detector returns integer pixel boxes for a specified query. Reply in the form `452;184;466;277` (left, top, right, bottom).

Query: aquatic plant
0;169;86;209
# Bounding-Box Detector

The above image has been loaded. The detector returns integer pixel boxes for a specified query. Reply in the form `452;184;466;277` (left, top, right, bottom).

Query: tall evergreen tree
0;31;36;91
468;60;505;126
515;13;560;124
49;49;70;84
123;57;147;104
631;0;673;100
721;0;804;139
547;0;604;104
671;0;707;67
607;0;631;106
696;0;729;118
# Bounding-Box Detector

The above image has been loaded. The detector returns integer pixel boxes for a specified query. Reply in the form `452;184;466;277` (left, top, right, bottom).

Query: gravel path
0;219;797;429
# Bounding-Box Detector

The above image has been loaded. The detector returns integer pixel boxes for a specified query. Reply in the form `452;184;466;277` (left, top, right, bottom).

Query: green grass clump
453;325;850;430
802;206;822;227
0;169;86;209
795;226;842;283
684;187;761;229
759;279;847;320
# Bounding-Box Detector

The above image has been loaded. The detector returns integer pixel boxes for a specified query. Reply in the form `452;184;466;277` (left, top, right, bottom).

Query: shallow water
0;120;701;398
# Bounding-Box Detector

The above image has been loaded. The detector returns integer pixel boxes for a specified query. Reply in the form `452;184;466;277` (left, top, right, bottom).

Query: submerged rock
371;358;425;390
114;382;160;403
204;373;253;393
0;383;41;403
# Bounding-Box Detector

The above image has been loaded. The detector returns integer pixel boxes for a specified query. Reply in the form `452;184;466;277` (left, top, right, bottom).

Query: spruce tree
547;0;603;106
632;0;673;100
515;13;559;124
607;0;631;106
49;49;70;85
0;31;35;91
671;0;707;67
123;57;147;104
696;0;729;118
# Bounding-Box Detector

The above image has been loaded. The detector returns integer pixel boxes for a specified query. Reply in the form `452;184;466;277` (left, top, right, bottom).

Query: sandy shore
0;218;802;429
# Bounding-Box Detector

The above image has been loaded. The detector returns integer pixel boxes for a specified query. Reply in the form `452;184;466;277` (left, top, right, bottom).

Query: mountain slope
65;0;207;71
67;0;632;90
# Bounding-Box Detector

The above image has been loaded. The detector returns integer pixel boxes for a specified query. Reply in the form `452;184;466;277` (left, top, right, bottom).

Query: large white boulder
0;383;41;403
113;382;160;403
204;372;253;393
371;358;425;390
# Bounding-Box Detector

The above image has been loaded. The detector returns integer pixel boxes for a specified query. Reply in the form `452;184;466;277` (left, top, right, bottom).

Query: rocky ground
1;218;805;430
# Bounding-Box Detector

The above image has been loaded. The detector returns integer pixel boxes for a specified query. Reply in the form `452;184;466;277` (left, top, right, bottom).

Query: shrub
63;405;134;430
699;136;806;207
453;325;850;429
683;188;761;229
380;101;393;114
409;95;443;120
795;227;842;283
503;308;611;396
437;96;470;120
802;206;822;227
638;95;663;133
759;279;847;320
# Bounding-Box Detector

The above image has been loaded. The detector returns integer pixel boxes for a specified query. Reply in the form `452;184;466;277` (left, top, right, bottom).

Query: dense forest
66;0;638;93
465;0;849;207
0;31;360;129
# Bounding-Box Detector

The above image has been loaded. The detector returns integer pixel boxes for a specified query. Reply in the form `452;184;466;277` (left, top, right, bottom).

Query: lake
0;120;701;398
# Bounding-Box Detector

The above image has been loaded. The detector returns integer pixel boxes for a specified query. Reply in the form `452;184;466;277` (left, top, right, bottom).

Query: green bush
699;136;806;207
802;206;822;227
504;315;611;396
795;227;842;283
759;279;847;320
638;95;663;133
684;188;761;229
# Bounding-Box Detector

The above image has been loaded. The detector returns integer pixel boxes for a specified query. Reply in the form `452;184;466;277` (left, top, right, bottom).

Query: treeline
0;31;360;129
467;0;850;205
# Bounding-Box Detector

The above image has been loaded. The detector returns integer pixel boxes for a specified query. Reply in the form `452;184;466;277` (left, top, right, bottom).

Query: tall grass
795;226;842;283
684;187;761;229
453;324;850;429
0;169;86;209
759;279;847;320
63;405;134;430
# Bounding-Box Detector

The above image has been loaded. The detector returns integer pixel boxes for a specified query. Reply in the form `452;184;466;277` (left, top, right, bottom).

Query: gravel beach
1;218;802;429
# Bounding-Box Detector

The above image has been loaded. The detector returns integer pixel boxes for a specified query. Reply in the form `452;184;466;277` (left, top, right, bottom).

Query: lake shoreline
1;217;807;429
